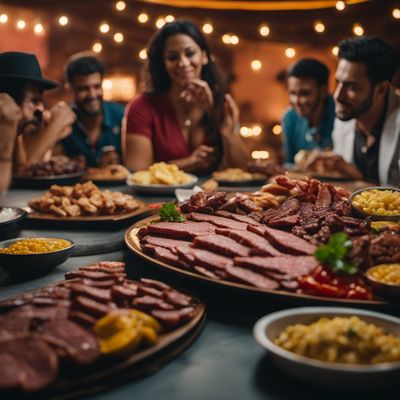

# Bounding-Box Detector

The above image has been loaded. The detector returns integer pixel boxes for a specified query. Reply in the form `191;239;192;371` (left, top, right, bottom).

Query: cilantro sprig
159;203;186;222
314;232;358;275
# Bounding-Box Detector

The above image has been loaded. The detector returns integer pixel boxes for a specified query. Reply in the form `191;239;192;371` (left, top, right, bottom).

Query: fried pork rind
28;181;141;217
129;162;193;185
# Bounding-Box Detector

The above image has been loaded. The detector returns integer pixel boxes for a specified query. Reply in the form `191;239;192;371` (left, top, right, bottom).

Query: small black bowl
349;186;400;222
0;207;27;241
0;237;74;275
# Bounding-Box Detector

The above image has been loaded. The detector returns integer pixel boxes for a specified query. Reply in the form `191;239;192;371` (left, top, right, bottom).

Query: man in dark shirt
58;53;124;166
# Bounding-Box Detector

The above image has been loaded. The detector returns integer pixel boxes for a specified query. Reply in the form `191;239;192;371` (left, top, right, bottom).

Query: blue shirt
282;95;335;164
61;101;125;167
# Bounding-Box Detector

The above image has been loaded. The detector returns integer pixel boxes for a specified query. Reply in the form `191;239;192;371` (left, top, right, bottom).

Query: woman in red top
124;20;249;174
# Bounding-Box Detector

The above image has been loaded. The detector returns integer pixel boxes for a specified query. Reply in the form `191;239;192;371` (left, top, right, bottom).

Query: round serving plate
124;215;392;308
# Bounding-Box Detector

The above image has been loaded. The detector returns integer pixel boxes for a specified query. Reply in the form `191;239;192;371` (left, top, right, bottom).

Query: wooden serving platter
26;201;150;227
125;215;393;308
37;303;205;400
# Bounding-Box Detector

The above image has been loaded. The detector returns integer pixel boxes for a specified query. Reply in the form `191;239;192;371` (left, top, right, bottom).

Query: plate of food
82;164;130;186
0;261;205;398
27;181;149;226
127;162;198;195
254;307;400;392
13;156;86;188
350;186;400;222
212;168;267;187
124;177;400;307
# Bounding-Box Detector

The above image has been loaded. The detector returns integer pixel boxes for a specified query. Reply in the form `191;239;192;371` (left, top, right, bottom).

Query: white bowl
254;307;400;392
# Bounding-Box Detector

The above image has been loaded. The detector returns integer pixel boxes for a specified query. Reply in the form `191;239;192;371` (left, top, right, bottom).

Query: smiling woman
123;19;249;174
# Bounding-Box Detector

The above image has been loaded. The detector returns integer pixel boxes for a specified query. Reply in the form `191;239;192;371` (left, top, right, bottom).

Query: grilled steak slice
163;290;192;307
0;315;30;340
141;235;192;252
147;221;216;239
189;212;248;230
215;211;262;226
137;285;163;298
140;278;171;291
225;265;279;290
194;234;251;257
69;283;111;303
193;265;222;279
69;310;98;327
71;296;113;318
151;307;195;329
5;304;69;322
111;282;139;302
39;320;99;365
153;246;191;269
65;270;126;281
215;228;283;256
176;247;232;272
234;256;319;279
249;225;316;255
0;335;58;392
133;295;174;311
77;265;125;274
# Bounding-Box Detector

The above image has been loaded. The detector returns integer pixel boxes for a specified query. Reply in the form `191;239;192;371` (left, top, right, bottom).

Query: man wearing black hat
0;51;76;169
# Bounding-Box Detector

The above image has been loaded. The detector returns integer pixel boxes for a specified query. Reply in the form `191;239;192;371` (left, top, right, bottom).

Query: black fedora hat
0;52;58;90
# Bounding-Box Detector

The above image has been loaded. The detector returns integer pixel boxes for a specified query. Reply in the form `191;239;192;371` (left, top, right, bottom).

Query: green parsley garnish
314;232;358;275
159;203;186;222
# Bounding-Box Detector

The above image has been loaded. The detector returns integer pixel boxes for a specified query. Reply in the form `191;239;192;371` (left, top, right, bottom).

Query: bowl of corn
366;264;400;299
0;237;74;275
350;186;400;222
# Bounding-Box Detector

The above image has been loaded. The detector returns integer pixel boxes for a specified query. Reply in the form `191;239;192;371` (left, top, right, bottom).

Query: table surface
0;183;394;400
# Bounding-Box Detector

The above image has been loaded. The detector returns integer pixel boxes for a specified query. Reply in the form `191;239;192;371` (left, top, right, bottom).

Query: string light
115;1;126;11
16;20;26;30
252;124;262;136
240;126;252;138
335;1;346;11
0;14;8;24
222;34;231;44
155;17;166;29
259;24;270;37
251;59;262;71
393;8;400;19
92;42;102;53
113;32;124;43
353;23;364;36
331;46;339;56
139;49;147;60
33;23;44;34
103;79;113;90
314;21;325;33
99;23;110;33
230;35;239;45
252;150;270;160
138;13;149;23
202;23;213;34
58;16;69;26
285;46;296;58
165;15;175;23
272;124;282;135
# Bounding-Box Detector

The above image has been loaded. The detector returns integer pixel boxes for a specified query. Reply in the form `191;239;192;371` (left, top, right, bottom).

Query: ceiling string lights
0;1;396;64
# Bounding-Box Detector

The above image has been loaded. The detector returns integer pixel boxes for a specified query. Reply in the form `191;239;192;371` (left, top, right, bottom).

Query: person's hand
46;101;76;140
187;145;217;172
220;93;240;138
0;93;21;127
179;79;213;127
